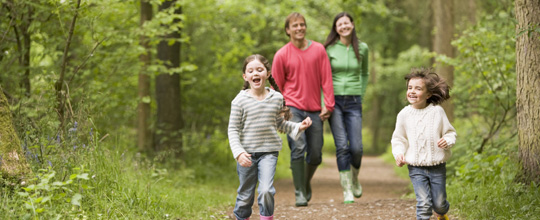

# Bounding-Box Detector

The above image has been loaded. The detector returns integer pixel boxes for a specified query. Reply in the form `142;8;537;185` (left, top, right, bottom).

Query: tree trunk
137;0;153;152
367;50;380;153
432;0;455;122
0;85;31;183
20;5;32;97
155;0;183;154
515;0;540;184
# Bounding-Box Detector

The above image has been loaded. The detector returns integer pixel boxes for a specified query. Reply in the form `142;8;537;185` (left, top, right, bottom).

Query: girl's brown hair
242;54;292;120
405;67;451;105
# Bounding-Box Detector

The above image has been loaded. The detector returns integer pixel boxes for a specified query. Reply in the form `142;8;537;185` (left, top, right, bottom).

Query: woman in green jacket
323;12;369;204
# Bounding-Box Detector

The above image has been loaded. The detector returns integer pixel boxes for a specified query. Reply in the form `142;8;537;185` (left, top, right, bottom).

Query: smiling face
407;78;431;109
286;17;306;41
243;59;269;91
335;16;354;39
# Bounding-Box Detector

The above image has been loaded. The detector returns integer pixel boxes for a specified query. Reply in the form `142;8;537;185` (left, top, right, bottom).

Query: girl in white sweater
391;68;456;220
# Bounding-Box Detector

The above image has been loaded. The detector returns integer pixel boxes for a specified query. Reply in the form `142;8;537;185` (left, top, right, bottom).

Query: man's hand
319;106;331;121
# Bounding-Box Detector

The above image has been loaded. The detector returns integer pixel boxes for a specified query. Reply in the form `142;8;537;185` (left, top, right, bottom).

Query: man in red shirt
272;12;335;207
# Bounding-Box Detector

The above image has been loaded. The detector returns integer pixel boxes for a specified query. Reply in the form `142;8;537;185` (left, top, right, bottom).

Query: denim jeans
408;163;450;220
287;106;324;165
329;95;364;171
234;152;278;220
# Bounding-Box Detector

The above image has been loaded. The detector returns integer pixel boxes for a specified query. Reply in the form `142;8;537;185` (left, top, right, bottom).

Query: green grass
0;128;241;219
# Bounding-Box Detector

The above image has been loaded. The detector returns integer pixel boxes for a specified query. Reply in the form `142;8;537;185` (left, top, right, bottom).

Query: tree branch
55;0;81;133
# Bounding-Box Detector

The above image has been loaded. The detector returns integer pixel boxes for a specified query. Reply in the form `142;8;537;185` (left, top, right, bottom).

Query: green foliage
438;5;536;220
447;140;540;220
16;167;90;219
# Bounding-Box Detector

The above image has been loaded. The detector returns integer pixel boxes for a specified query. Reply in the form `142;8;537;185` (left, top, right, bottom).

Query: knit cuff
289;123;302;141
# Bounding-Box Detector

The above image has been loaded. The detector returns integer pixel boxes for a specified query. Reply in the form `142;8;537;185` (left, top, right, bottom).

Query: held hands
319;106;331;121
437;138;449;149
299;117;312;131
395;154;406;167
237;152;252;167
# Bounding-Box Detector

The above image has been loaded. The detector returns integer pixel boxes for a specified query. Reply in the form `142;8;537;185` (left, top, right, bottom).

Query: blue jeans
408;163;450;220
329;95;364;171
287;106;324;165
234;152;278;219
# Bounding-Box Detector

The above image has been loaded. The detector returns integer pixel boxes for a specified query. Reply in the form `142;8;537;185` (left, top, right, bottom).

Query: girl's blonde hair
405;67;451;105
242;54;292;120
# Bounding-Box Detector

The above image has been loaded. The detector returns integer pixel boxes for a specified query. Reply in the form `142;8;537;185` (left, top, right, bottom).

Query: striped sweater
391;104;457;166
228;88;301;160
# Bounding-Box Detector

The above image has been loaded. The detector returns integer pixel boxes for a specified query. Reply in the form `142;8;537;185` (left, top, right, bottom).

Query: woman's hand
299;117;312;131
237;152;252;167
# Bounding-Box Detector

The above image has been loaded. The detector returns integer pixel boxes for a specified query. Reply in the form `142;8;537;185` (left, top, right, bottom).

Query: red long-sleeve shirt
272;41;335;112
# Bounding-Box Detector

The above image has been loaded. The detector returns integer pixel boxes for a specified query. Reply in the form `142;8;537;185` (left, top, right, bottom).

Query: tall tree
0;85;31;183
4;0;33;97
138;0;153;152
55;0;81;133
432;0;455;122
155;0;183;153
515;0;540;183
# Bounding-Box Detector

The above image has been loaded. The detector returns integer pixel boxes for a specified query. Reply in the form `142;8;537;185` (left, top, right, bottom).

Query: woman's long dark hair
242;54;292;120
323;12;362;63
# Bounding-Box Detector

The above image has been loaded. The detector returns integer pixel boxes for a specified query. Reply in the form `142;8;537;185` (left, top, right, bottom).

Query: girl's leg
234;159;258;220
408;165;433;220
429;163;450;215
257;152;278;217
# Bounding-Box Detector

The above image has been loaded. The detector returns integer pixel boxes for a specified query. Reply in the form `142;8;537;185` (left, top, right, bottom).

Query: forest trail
222;156;440;220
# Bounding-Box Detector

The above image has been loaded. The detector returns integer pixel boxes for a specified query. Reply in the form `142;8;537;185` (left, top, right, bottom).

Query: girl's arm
438;107;457;149
228;102;247;160
391;111;409;165
276;114;302;140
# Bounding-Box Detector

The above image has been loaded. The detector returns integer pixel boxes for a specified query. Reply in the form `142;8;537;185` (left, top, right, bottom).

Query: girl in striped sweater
228;54;312;220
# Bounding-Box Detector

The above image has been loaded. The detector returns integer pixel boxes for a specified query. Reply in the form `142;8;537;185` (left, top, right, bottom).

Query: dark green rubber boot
291;159;308;206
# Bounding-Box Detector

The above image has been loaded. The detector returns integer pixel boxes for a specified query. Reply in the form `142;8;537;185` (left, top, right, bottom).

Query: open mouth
253;78;261;83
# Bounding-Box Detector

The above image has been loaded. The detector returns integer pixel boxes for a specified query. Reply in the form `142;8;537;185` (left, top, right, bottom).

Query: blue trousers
234;152;278;220
329;95;363;171
408;163;450;220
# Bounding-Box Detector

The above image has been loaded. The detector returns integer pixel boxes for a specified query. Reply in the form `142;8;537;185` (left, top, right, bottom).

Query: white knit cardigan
391;104;457;166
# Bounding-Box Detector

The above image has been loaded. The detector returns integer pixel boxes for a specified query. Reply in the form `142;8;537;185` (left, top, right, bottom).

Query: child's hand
395;154;406;167
237;152;252;167
299;117;312;131
437;138;449;149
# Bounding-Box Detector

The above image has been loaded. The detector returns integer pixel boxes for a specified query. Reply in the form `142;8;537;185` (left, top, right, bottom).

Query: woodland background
0;0;539;219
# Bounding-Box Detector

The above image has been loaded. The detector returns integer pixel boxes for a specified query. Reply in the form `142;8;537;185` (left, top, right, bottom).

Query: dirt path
265;156;417;219
222;156;428;219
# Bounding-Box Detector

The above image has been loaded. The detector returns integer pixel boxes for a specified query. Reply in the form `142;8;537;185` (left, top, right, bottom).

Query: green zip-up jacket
326;41;369;96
